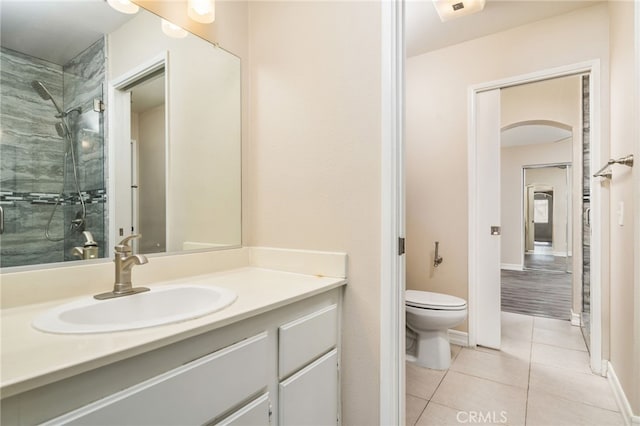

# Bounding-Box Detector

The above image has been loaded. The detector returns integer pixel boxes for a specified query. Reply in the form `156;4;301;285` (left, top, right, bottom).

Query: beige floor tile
533;324;587;352
431;371;527;425
529;363;618;412
416;401;514;426
533;316;574;332
406;361;446;399
527;389;624;426
406;394;428;426
531;343;591;374
476;337;532;362
501;312;534;343
449;348;530;388
415;402;462;426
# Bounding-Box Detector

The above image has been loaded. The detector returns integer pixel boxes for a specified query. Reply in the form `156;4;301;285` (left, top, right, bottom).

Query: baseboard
448;330;469;347
607;361;640;425
570;310;581;326
500;263;523;271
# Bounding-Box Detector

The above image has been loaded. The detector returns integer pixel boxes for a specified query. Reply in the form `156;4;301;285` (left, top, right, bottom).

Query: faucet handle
115;234;142;253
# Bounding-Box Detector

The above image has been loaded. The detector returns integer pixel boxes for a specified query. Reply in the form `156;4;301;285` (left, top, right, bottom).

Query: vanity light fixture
106;0;139;15
432;0;486;22
162;19;188;38
188;0;215;24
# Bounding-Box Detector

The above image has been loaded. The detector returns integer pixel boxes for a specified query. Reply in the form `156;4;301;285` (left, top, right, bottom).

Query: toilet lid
405;290;467;310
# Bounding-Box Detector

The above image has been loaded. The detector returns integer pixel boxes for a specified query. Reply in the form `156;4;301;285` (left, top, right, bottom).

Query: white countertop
0;267;346;398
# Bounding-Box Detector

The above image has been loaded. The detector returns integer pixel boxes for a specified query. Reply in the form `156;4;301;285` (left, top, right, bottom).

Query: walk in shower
0;39;107;268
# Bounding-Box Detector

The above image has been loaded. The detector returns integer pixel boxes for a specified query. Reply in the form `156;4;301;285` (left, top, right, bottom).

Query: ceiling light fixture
161;19;188;39
106;0;139;15
432;0;486;22
187;0;215;24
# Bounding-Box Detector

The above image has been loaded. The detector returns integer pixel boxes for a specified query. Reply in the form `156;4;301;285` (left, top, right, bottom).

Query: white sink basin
32;285;237;334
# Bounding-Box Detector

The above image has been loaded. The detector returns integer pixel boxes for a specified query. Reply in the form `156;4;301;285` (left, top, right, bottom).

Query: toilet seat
405;290;467;311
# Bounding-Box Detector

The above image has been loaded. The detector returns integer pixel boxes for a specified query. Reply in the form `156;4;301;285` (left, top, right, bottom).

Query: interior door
475;89;501;349
525;185;535;252
113;90;133;243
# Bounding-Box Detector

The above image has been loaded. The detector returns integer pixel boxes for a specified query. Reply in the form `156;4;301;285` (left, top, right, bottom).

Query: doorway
502;163;575;320
108;54;169;255
523;164;572;274
469;62;603;373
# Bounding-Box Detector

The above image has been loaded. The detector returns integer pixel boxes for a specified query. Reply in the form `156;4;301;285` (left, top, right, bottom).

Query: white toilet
405;290;467;370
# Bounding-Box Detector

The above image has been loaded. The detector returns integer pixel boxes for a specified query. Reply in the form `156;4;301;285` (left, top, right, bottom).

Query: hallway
501;269;572;320
406;312;624;425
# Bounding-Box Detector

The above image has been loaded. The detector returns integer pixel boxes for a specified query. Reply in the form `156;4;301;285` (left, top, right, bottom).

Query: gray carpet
501;269;572;320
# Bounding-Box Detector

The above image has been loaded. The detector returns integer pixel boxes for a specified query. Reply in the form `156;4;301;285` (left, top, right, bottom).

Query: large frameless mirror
0;0;241;269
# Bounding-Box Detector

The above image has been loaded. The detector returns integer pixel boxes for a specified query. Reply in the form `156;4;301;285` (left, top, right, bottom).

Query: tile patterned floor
406;312;624;425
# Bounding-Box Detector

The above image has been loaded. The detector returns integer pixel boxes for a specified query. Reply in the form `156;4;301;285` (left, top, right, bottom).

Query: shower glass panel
0;39;107;268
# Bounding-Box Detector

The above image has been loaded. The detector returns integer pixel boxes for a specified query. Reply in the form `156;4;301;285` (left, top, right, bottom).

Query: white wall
247;2;382;423
406;4;610;332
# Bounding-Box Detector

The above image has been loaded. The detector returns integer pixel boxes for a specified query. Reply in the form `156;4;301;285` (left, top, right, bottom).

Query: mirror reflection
0;1;241;268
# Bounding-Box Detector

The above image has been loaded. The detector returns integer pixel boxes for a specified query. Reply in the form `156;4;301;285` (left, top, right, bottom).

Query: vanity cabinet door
215;393;271;425
279;349;338;426
278;304;337;379
46;333;268;426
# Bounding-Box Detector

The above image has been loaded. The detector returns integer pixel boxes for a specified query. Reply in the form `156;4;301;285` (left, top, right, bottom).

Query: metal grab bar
593;154;634;179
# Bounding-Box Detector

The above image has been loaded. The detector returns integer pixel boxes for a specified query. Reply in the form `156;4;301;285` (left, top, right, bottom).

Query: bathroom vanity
0;248;346;425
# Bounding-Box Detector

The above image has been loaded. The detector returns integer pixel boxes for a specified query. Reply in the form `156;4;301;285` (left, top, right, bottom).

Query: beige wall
134;1;383;421
109;9;242;250
246;2;382;423
136;0;251;247
137;104;167;253
608;0;639;414
406;4;610;333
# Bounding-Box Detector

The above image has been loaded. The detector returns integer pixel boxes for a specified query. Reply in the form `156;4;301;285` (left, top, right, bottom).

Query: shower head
55;122;68;138
31;80;64;115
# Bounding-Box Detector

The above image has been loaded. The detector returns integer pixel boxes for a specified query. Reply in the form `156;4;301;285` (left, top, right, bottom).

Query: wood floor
501;264;572;320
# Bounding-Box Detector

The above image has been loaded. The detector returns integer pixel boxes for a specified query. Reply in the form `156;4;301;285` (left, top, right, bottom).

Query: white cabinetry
278;304;339;425
18;290;342;426
217;394;271;426
279;349;338;425
45;334;268;426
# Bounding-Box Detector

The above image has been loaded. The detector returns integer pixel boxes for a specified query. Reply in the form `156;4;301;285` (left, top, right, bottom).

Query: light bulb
161;19;188;39
106;0;139;15
188;0;215;24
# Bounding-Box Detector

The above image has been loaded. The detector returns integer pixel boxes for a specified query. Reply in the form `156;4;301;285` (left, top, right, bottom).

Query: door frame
468;60;604;374
522;163;572;270
107;52;169;252
380;0;405;424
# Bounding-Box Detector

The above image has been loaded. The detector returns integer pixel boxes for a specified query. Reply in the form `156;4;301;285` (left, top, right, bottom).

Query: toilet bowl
405;290;467;370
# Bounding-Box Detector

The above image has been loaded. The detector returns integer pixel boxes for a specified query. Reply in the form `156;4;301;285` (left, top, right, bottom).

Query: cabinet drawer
278;304;337;379
215;393;270;425
279;349;338;426
47;333;268;426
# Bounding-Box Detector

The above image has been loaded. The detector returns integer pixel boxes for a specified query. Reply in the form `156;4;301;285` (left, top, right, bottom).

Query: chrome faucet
94;234;149;300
